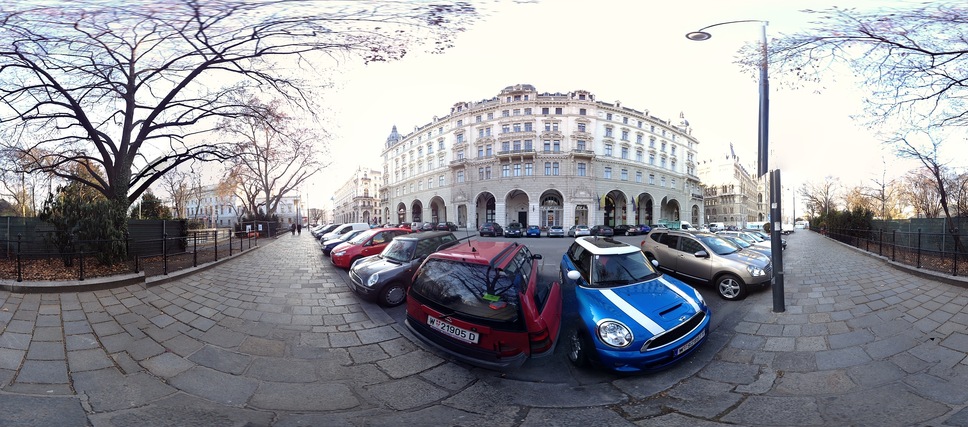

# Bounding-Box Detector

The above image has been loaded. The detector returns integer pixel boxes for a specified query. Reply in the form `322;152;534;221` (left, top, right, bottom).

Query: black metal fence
0;219;279;282
824;226;967;277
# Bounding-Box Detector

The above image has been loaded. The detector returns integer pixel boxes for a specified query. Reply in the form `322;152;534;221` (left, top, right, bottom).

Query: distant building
696;144;767;228
333;167;383;225
183;184;239;228
379;84;703;229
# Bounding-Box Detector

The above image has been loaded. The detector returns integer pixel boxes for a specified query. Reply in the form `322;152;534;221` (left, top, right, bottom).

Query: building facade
380;84;704;230
184;184;240;228
696;144;767;228
333;167;384;225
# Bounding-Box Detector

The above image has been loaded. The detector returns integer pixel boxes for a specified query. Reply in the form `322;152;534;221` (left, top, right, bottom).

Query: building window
476;115;482;123
649;137;656;148
661;176;666;187
553;162;559;175
541;107;549;114
502;124;510;133
486;145;492;156
524;122;533;132
513;163;521;176
478;129;484;138
661;157;667;168
513;109;520;116
543;140;551;152
553;140;560;152
524;139;533;150
621;169;628;181
649;174;655;185
457;120;462;126
513;123;521;132
661;141;667;152
502;164;510;177
555;107;562;114
579;108;586;115
524;107;532;115
636;150;643;162
577;140;586;151
649;153;655;165
621;129;629;141
525;163;533;176
606;113;612;120
485;166;491;179
577;162;586;176
671;145;677;155
502;141;510;151
502;110;509;117
477;146;483;158
457;170;465;183
636;134;643;144
487;112;493;120
578;123;586;132
636;171;642;183
544;162;551;175
513;140;521;151
456;134;464;144
439;175;445;186
479;167;484;180
671;159;677;170
605;144;613;156
621;146;629;159
605;127;613;138
604;167;612;179
671;178;676;188
623;117;628;124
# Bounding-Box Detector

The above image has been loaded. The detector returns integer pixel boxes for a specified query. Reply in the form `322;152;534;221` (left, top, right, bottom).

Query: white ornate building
333;167;383;225
380;84;704;229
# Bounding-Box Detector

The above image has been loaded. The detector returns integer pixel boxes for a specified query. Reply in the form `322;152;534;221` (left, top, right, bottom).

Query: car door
673;235;714;282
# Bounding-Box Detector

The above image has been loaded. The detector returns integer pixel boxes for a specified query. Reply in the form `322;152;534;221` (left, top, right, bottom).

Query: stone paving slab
0;231;965;426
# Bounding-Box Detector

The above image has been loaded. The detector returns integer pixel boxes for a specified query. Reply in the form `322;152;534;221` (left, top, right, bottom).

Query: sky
308;0;932;212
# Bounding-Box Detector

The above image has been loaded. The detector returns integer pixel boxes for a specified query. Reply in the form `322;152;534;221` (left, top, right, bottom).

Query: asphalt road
328;231;752;381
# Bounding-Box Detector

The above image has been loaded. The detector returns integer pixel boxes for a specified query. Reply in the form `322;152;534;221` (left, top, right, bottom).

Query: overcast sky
306;0;932;211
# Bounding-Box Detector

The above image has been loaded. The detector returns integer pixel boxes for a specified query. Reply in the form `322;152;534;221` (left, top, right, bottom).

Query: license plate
675;329;705;356
427;316;479;344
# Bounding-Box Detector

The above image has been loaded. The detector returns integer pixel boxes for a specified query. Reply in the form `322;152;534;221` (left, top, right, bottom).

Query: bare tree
901;169;941;219
0;0;478;216
221;96;327;219
799;176;840;219
843;185;874;214
768;3;968;128
159;168;192;219
894;131;964;251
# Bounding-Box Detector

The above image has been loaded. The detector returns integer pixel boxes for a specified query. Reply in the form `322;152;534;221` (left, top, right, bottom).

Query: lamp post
687;19;784;312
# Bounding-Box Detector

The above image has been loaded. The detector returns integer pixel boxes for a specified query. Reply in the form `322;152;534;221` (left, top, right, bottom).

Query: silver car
640;229;772;300
567;225;591;237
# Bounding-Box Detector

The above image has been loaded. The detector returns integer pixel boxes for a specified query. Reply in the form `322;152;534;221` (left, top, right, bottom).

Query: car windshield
411;259;520;323
742;233;764;243
726;236;752;249
698;235;740;255
348;229;378;245
577;226;589;230
381;239;416;262
590;251;658;288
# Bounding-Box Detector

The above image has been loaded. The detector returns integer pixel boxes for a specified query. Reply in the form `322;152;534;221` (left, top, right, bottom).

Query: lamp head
686;31;712;41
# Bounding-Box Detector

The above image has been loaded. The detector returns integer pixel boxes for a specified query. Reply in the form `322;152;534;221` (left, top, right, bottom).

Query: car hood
351;255;414;283
722;249;771;266
577;276;703;337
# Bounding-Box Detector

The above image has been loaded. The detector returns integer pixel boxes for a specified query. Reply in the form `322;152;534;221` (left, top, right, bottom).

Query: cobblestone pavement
0;231;967;426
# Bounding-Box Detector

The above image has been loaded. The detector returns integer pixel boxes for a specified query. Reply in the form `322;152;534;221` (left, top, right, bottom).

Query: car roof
394;230;454;241
431;240;521;267
572;236;639;255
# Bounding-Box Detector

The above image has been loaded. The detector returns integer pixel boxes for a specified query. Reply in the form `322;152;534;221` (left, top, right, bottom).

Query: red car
405;241;562;370
330;228;411;269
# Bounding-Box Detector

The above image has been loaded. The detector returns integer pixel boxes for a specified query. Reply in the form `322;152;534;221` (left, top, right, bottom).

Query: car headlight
367;272;379;287
694;289;706;306
747;265;766;277
597;320;633;348
333;251;346;257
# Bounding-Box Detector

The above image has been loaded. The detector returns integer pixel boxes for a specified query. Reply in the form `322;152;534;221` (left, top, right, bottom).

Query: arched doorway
691;205;700;226
475;192;496;229
574;204;589;225
505;189;530;226
635;193;654;225
396;203;407;224
429;196;446;223
602;190;628;227
539;190;563;228
411;200;423;223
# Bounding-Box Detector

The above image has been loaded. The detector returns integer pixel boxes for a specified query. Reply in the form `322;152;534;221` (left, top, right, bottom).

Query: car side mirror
566;270;582;281
694;250;709;258
651;259;659;267
532;254;542;260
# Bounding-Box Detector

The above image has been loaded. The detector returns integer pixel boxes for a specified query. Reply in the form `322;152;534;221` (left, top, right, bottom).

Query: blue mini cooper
559;237;710;373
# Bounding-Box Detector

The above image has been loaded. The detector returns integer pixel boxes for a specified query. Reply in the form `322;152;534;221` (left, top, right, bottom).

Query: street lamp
687;19;785;312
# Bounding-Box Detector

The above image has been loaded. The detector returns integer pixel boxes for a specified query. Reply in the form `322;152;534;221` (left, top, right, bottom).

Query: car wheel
378;282;407;307
716;274;748;301
567;325;593;368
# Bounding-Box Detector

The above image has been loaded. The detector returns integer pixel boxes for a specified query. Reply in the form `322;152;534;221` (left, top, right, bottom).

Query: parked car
548;225;565;238
589;225;614;237
420;222;436;232
321;229;368;256
312;223;340;238
640;229;772;300
719;234;771;259
719;230;775;252
410;222;422;231
559;237;710;372
505;223;524;237
479;222;504;237
405;240;562;370
526;225;542;237
567;225;591;237
320;223;370;242
436;222;458;231
625;224;652;236
348;231;459;307
743;229;787;249
330;227;411;269
612;225;630;236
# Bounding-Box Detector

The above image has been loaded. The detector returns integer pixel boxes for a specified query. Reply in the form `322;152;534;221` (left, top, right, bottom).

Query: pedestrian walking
290;223;296;235
297;223;302;235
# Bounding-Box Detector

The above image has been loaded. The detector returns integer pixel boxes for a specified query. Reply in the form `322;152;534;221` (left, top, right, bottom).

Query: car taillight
529;328;552;353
